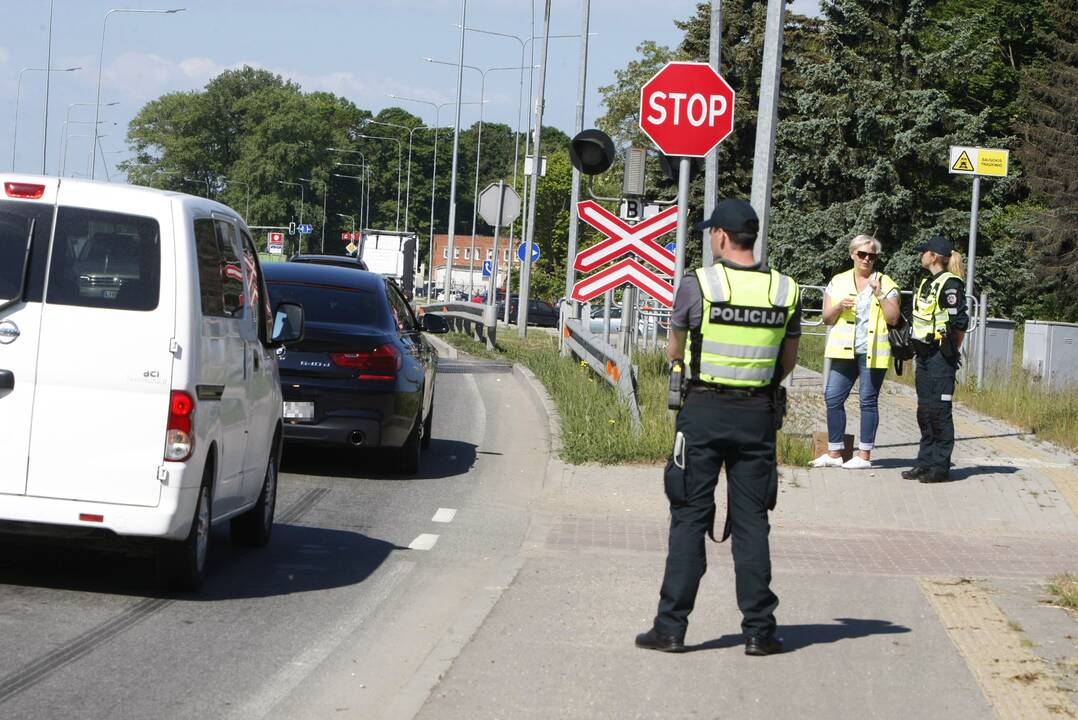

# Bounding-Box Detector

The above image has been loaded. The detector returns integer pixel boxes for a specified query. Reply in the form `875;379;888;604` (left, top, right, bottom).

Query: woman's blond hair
948;251;965;277
848;234;881;255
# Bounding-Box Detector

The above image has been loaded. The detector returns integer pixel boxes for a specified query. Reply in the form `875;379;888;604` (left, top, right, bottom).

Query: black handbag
888;313;915;374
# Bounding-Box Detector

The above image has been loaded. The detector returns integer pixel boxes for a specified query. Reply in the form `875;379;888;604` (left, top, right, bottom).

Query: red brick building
427;233;512;290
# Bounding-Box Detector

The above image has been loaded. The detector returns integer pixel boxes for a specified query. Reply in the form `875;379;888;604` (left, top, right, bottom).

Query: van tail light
329;344;402;381
5;182;46;199
164;391;195;461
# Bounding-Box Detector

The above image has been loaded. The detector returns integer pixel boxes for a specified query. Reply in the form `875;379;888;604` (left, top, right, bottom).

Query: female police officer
902;236;968;483
635;198;800;657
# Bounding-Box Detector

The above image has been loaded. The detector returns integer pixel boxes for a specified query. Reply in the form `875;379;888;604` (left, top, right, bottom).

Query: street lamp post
59;101;117;175
92;7;185;179
59;120;114;176
389;96;482;297
352;134;403;231
363;118;420;234
11;65;80;172
333;172;366;251
462;26;581;320
219;176;251;221
298;177;326;252
426;58;534;297
337;213;356;255
443;0;469;300
278;180;304;251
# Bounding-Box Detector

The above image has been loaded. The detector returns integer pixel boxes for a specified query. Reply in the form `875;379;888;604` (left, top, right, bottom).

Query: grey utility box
970;318;1017;380
1023;320;1078;389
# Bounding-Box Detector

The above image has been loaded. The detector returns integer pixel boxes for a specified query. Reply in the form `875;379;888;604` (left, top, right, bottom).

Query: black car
497;296;559;327
263;263;448;473
289;253;369;271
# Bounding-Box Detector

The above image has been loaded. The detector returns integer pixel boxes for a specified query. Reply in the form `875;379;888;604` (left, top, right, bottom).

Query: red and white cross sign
571;200;679;308
574;201;678;274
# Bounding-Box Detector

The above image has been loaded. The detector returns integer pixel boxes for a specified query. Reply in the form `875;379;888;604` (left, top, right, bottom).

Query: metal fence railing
560;305;642;431
418;301;498;350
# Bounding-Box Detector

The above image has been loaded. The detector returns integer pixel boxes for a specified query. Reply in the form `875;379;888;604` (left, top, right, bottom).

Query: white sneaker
810;454;843;468
842;456;873;469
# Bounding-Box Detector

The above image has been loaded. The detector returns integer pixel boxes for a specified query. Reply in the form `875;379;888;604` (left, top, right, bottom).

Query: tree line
122;0;1075;318
597;0;1077;322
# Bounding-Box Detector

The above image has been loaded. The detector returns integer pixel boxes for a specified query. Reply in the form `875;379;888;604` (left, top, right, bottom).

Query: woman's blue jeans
825;355;886;452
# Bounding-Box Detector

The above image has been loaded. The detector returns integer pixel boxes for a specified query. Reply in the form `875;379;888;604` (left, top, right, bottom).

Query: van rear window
45;207;160;312
0;201;53;304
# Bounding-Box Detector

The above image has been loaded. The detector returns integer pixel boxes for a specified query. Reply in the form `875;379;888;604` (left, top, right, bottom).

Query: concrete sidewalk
415;358;1078;719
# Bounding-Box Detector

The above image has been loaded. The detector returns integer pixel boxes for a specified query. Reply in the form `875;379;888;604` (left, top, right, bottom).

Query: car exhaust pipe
349;431;365;446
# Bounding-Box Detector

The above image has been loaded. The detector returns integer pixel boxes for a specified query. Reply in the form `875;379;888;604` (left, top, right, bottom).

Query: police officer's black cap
693;198;759;234
914;236;953;256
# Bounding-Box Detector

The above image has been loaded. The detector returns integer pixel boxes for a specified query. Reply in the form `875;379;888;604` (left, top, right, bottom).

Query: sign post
638;61;735;296
948;145;1010;383
478;180;522;308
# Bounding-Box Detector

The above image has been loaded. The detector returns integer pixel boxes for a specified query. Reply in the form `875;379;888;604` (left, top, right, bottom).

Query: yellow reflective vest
687;264;799;388
912;272;961;343
823;269;899;369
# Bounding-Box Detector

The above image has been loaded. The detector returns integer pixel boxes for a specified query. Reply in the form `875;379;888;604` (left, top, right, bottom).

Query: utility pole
749;0;785;265
702;0;723;267
444;0;468;299
564;0;591;317
518;0;553;337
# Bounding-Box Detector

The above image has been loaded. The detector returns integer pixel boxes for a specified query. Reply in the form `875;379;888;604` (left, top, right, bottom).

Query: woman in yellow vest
811;235;900;469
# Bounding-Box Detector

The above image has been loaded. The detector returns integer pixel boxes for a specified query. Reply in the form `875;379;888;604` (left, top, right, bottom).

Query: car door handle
0;369;14;391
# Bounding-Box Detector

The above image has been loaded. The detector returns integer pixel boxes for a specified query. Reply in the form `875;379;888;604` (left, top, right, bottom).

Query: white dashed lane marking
409;533;440;551
432;508;457;523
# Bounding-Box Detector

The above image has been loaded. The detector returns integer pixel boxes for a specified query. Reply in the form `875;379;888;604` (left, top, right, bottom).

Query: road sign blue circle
665;241;676;253
482;260;493;277
517;243;540;262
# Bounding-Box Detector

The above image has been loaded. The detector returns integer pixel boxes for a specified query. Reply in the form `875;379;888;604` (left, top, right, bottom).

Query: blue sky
1;0;820;177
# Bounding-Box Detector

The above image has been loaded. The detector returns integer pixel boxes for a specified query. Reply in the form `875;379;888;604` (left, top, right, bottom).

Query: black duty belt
688;382;769;397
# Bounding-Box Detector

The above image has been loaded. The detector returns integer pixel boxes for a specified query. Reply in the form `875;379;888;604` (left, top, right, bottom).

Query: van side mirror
271;302;304;345
420;313;449;334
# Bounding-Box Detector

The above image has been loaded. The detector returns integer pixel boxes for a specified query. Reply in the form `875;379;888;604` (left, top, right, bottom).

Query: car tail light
329;344;402;381
4;182;46;199
164;391;195;461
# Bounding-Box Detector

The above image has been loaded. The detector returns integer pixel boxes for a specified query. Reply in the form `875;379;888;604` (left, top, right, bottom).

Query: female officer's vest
687;264;799;388
912;272;960;343
823;269;898;369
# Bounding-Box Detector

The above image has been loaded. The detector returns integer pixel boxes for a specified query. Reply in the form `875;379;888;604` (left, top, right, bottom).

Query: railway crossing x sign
570;201;680;307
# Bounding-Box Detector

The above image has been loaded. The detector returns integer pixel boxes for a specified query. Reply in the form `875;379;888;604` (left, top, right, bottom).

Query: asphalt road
0;360;548;720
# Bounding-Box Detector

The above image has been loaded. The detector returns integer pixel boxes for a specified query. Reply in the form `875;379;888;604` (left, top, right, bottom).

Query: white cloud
0;46;10;65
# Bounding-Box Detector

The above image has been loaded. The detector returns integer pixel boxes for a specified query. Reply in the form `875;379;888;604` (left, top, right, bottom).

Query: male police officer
635;198;800;657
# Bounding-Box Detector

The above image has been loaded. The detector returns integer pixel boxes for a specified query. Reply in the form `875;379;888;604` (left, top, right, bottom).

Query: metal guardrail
560;306;642;431
418;301;498;350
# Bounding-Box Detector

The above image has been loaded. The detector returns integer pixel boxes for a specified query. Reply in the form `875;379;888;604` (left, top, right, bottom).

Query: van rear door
0;179;58;496
25;187;174;507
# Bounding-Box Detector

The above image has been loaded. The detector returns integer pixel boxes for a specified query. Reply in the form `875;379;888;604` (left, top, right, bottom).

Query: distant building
428;233;511;291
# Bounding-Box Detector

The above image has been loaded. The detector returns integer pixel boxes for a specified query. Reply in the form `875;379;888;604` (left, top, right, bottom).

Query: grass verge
1046;572;1078;611
443;331;812;466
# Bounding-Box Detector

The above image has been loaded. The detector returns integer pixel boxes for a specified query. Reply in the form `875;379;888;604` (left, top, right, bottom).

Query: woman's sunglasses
855;251;878;260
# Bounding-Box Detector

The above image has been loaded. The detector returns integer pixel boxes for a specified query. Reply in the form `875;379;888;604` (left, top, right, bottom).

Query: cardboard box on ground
812;432;855;462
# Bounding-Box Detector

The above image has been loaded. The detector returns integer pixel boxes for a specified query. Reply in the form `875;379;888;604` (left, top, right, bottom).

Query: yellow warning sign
976;149;1008;177
951;150;975;173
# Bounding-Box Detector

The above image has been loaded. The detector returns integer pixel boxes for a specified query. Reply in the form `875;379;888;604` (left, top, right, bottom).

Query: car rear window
45;207;160;311
266;281;388;327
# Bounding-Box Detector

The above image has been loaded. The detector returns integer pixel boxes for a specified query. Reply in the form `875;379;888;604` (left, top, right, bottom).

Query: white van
0;175;303;590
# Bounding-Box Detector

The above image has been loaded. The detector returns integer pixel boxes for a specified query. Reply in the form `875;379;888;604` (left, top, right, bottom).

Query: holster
771;385;788;431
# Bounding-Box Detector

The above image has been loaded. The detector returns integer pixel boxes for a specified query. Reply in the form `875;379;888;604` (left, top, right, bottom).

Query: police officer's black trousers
915;351;957;475
654;398;779;640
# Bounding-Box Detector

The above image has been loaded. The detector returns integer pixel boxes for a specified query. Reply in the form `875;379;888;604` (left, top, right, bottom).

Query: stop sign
639;61;736;157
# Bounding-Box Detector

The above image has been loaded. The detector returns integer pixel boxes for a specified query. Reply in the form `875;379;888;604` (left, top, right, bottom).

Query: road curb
425;333;458;359
511;364;563;456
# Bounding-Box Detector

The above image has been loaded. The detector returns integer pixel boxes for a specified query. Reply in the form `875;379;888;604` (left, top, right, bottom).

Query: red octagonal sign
639;61;736;157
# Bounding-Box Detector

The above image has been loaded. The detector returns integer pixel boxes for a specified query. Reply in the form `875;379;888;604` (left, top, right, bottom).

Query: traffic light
569;129;616;176
658;154;704;184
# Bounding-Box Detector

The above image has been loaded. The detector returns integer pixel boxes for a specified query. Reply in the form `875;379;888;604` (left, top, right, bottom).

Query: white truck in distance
356;231;416;297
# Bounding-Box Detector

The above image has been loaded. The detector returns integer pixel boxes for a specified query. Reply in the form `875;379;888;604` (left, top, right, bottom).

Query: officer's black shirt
671;259;801;409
